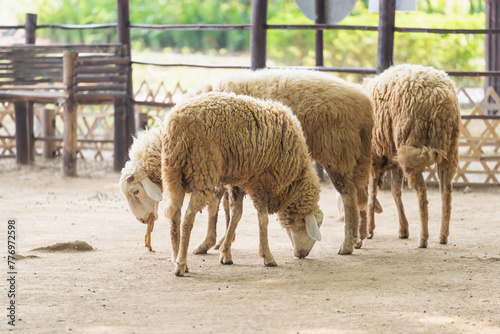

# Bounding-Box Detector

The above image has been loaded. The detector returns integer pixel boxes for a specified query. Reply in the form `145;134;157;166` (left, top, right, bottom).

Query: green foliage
32;0;485;86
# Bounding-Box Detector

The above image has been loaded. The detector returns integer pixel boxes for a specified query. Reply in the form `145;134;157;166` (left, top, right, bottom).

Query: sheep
119;128;163;226
363;64;460;248
119;126;233;252
185;68;374;254
162;91;323;276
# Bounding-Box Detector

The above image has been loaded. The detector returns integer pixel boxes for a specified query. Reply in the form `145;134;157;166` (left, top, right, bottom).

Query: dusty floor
1;158;500;333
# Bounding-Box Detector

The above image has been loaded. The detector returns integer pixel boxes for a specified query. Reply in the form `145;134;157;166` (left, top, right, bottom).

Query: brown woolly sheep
186;68;374;255
363;64;460;248
162;91;323;276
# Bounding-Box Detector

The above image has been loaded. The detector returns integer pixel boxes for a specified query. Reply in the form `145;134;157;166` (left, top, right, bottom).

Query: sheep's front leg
255;206;277;267
437;163;453;244
413;173;429;248
174;191;209;276
391;166;409;239
219;188;244;264
356;209;367;249
193;189;224;254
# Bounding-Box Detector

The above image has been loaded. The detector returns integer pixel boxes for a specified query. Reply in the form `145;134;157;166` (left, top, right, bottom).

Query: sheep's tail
397;145;446;188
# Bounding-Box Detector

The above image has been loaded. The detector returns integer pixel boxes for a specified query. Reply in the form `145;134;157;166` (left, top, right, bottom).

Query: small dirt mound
31;241;94;252
14;254;40;260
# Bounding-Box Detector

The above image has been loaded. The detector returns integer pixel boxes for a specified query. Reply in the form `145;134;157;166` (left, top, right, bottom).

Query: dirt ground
1;158;500;334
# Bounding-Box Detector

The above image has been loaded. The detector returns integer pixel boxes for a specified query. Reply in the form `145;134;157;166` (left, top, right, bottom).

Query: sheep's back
214;69;374;174
164;92;311;199
366;64;460;160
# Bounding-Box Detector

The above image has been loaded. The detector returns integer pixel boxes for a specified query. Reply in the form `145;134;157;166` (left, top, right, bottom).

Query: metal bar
133;100;175;108
251;0;268;70
0;25;24;30
130;24;251;31
395;27;500;34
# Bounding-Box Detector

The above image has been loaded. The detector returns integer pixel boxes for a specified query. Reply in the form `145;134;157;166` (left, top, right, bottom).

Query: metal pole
25;13;37;162
251;0;268;70
376;0;396;74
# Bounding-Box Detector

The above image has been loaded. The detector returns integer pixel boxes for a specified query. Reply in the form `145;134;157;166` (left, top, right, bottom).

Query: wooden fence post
251;0;268;70
14;102;29;164
42;107;57;158
117;0;135;161
376;0;396;74
314;0;325;181
485;0;500;114
62;51;78;177
25;13;37;162
114;98;128;171
377;0;396;189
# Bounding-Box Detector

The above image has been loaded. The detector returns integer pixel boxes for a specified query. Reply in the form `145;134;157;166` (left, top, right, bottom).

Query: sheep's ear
140;177;163;202
305;214;322;241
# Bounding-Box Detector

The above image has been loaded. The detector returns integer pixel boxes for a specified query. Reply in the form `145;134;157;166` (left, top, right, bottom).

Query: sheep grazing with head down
363;64;460;247
162;91;323;276
119;128;164;250
186;68;374;254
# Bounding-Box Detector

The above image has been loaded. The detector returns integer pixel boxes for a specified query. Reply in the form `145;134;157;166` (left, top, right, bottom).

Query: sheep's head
279;209;323;259
119;170;162;224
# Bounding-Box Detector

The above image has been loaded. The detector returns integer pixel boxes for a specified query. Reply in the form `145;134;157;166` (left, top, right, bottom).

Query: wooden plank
75;91;127;102
0;84;67;91
74;83;127;92
75;57;129;66
73;66;129;75
73;74;128;84
10;44;124;54
0;90;68;100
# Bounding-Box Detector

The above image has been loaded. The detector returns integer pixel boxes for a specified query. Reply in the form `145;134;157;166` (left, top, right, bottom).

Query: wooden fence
1;0;500;184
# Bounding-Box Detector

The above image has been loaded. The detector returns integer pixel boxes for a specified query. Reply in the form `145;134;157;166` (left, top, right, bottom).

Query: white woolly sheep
162;91;323;276
119;128;163;226
119;125;237;253
363;64;460;248
185;68;374;254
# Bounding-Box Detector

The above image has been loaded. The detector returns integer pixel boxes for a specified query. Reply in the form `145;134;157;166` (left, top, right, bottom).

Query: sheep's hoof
338;242;353;255
214;243;221;250
439;235;448;244
368;232;374;239
220;253;233;265
193;240;215;254
174;263;188;277
264;260;278;267
418;239;428;248
354;240;363;249
399;232;409;239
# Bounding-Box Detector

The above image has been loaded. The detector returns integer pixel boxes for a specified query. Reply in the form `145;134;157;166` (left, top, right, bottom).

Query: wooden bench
0;44;131;175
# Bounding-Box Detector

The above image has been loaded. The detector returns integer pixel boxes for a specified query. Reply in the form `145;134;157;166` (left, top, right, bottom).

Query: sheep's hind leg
324;167;359;255
437;163;453;244
413;173;429;248
214;190;230;250
391;166;409;239
219;188;244;265
174;191;209;276
193;188;224;254
219;187;245;264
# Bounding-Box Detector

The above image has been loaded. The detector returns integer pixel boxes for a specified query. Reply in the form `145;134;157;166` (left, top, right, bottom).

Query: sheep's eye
133;190;139;196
